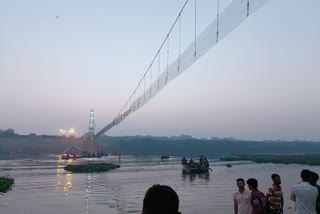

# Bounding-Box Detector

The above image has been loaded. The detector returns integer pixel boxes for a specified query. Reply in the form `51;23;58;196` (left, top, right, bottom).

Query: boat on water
109;152;120;156
182;163;209;174
160;154;169;159
182;156;210;174
61;154;82;160
80;151;108;158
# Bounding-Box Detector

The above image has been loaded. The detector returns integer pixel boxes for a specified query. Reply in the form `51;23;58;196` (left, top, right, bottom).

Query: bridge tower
84;109;98;153
88;109;95;135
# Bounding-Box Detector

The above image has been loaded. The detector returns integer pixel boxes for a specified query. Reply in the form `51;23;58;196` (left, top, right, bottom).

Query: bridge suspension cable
95;0;270;138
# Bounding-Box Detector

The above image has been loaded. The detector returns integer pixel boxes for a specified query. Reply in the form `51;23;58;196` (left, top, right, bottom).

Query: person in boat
182;156;187;165
142;184;181;214
199;156;204;165
189;159;195;168
66;154;70;158
204;158;209;168
161;153;164;158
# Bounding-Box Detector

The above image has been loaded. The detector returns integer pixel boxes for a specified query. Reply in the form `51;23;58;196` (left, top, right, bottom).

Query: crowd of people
141;169;320;214
233;169;320;214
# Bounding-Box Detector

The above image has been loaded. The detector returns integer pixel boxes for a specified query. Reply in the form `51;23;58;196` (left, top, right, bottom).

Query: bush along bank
0;177;14;193
64;163;120;173
220;154;320;166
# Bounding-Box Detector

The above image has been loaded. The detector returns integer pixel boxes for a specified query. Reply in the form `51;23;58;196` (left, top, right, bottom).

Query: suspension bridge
60;0;272;153
88;0;271;140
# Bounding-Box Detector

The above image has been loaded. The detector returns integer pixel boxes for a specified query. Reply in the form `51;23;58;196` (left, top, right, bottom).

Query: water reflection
56;157;73;195
56;158;62;190
85;173;92;214
64;171;72;194
182;169;210;182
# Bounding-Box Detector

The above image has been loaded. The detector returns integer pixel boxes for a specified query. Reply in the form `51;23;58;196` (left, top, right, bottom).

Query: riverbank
64;163;120;173
220;154;320;166
0;177;14;193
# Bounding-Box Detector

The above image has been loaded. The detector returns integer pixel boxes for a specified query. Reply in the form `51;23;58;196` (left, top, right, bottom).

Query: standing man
234;178;252;214
247;178;268;214
291;169;318;214
266;174;284;214
309;171;320;214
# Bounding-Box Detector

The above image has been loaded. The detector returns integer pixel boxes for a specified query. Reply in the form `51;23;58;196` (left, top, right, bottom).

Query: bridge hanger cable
178;15;182;74
216;0;220;43
194;0;197;61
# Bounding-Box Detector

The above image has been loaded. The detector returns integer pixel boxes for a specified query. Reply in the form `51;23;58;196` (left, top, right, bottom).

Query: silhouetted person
182;156;187;165
247;178;267;214
310;171;320;214
204;158;209;168
266;174;283;214
142;184;181;214
199;156;204;165
188;159;195;168
291;169;318;214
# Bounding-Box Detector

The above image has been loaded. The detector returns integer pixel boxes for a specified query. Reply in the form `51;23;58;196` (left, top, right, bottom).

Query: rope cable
166;36;169;84
216;0;220;43
194;0;197;61
178;15;182;74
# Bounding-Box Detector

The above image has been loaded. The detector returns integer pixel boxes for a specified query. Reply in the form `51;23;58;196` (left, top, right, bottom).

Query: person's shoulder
268;185;275;191
310;184;319;192
251;190;260;197
257;190;266;197
244;189;251;194
293;182;302;188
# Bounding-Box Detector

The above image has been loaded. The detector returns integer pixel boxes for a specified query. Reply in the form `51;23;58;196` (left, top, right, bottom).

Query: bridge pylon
88;109;95;136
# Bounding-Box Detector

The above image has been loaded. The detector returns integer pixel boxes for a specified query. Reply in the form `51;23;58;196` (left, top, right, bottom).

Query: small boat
61;154;81;160
109;152;120;156
183;163;209;174
160;154;170;159
81;155;101;158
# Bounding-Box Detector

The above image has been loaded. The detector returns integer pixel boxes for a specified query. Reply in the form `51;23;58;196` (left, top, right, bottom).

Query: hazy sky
1;0;319;141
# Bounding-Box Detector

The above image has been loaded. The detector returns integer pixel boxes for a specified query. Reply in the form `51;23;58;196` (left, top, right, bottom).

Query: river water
1;155;319;214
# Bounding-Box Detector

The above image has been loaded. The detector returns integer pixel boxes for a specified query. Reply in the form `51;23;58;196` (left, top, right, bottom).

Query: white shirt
234;189;252;214
290;182;318;214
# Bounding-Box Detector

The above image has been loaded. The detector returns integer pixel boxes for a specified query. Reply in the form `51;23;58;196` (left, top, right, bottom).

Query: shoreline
220;154;320;166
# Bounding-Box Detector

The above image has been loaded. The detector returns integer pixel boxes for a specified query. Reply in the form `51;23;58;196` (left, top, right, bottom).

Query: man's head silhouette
142;184;181;214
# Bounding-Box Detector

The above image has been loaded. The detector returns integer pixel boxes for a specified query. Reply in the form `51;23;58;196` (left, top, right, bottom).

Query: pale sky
1;0;319;141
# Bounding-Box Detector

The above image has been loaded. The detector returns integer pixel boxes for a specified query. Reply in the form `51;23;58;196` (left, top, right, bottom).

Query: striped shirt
266;184;283;209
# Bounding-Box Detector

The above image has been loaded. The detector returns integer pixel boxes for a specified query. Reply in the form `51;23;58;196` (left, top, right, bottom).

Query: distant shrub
64;163;120;173
220;154;320;166
0;177;14;193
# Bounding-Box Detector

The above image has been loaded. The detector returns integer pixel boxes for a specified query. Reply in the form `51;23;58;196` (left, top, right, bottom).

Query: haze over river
1;155;319;214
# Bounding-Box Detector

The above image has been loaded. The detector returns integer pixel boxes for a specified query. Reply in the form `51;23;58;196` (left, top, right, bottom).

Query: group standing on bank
233;169;320;214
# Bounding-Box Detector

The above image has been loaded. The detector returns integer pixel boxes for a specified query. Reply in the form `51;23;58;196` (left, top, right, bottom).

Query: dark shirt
316;184;320;214
251;189;267;214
